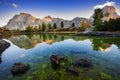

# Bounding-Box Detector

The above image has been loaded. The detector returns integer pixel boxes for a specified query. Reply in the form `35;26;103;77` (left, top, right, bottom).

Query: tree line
25;21;90;32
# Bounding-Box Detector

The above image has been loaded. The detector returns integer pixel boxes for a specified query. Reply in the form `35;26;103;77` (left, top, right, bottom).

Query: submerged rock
50;55;60;69
66;68;80;76
11;62;30;75
50;55;68;69
73;58;92;68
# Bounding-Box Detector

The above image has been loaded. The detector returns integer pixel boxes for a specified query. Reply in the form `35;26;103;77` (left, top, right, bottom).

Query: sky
0;0;120;27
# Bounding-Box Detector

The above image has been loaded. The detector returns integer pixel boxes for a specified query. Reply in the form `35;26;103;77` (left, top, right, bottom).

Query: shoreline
76;32;120;37
2;31;120;37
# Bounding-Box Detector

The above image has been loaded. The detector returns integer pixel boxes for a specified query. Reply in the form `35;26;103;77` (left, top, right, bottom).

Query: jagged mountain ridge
4;13;90;30
3;6;120;30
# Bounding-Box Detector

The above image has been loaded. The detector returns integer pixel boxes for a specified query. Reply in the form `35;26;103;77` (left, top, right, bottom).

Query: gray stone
11;62;29;75
66;68;80;76
73;58;92;68
0;40;10;53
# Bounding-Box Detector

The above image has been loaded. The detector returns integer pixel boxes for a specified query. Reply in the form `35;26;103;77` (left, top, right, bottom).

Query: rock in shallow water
0;39;10;64
66;68;80;76
11;62;30;75
0;40;10;53
50;55;68;69
73;58;92;68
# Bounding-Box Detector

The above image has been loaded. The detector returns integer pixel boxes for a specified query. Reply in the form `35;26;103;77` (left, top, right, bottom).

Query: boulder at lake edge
0;40;10;53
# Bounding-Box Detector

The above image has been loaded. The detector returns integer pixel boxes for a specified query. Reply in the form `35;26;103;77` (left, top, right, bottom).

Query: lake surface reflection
0;34;120;80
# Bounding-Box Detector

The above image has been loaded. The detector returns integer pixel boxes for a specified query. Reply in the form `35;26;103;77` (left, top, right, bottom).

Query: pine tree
38;24;42;31
71;23;75;27
48;23;52;30
93;8;103;31
25;25;33;32
61;21;64;28
42;22;46;31
53;23;57;29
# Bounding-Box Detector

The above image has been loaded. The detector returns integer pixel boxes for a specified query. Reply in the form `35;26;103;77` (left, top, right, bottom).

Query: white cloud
12;3;18;8
94;1;115;9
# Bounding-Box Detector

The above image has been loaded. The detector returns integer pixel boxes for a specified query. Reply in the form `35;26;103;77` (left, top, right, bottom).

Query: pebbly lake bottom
0;33;120;80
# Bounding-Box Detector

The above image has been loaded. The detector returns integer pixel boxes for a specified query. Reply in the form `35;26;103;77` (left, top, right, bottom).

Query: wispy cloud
94;1;115;9
0;0;18;8
11;3;18;8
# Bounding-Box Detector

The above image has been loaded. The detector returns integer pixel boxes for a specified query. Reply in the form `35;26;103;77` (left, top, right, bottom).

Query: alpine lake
0;33;120;80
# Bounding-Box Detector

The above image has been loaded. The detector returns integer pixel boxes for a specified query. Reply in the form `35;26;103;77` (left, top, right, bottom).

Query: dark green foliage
25;25;34;32
42;22;46;31
94;18;120;31
38;25;42;31
93;8;103;31
53;23;57;29
61;21;64;28
48;23;52;30
101;18;120;31
71;23;75;27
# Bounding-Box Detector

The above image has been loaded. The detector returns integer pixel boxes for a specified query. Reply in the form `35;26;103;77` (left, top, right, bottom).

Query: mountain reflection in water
0;34;120;80
8;34;120;51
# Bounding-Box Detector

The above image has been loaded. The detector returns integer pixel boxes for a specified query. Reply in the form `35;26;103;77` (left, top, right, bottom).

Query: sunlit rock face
90;6;120;23
43;16;52;21
4;13;37;30
3;13;90;30
102;6;120;21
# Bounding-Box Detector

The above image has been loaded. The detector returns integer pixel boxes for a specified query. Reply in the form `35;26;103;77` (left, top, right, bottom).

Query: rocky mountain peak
43;16;52;21
18;13;35;18
19;12;30;15
90;6;120;22
44;16;52;19
4;13;37;30
102;6;119;20
103;6;116;13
